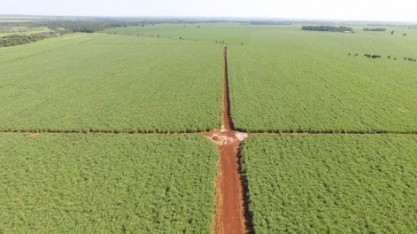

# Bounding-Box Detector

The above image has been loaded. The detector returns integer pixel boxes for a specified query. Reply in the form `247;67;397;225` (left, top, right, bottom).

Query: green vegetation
2;20;417;233
301;25;353;32
0;18;187;47
0;33;222;132
104;23;257;46
363;27;386;32
0;134;217;233
241;135;417;233
107;24;417;133
0;26;52;37
227;26;417;132
0;26;59;47
0;31;63;47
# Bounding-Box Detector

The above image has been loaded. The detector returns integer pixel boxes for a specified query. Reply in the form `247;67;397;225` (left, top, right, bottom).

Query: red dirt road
222;45;233;131
203;45;248;234
208;130;246;234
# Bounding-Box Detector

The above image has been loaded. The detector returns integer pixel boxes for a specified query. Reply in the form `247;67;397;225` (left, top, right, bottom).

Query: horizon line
1;14;416;24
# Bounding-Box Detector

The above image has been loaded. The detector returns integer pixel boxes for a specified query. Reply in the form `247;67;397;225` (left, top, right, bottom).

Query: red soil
204;130;246;234
203;45;248;234
222;45;232;131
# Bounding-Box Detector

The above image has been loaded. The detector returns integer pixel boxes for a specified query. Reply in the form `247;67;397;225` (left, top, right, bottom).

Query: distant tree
388;55;391;59
403;33;407;36
394;57;397;60
391;30;394;35
241;42;244;45
301;25;353;32
348;53;351;56
363;28;386;32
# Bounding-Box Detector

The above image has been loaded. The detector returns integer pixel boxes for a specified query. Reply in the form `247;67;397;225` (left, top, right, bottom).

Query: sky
1;0;417;22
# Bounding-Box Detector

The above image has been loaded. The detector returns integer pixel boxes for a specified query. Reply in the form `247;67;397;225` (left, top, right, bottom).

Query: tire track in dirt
203;45;253;234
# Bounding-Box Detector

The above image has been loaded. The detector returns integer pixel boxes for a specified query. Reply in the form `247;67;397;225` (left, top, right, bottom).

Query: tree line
363;28;386;31
0;19;150;47
301;25;353;32
349;53;416;62
0;31;65;47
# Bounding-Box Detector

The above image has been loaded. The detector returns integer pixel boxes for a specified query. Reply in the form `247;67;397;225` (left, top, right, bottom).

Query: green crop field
225;25;417;132
104;23;255;46
0;33;223;132
2;20;417;233
0;134;217;233
240;135;417;233
106;24;417;133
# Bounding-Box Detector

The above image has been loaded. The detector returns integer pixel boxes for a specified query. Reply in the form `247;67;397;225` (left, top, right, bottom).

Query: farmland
226;26;417;133
0;134;217;233
240;135;417;233
105;24;417;133
0;33;223;132
2;19;417;234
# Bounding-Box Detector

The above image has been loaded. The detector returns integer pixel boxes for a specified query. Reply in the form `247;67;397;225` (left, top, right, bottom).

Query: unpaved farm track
204;45;253;234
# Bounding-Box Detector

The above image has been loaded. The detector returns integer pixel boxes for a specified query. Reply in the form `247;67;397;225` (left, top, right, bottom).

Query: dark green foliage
301;25;353;32
363;28;386;31
0;31;64;47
